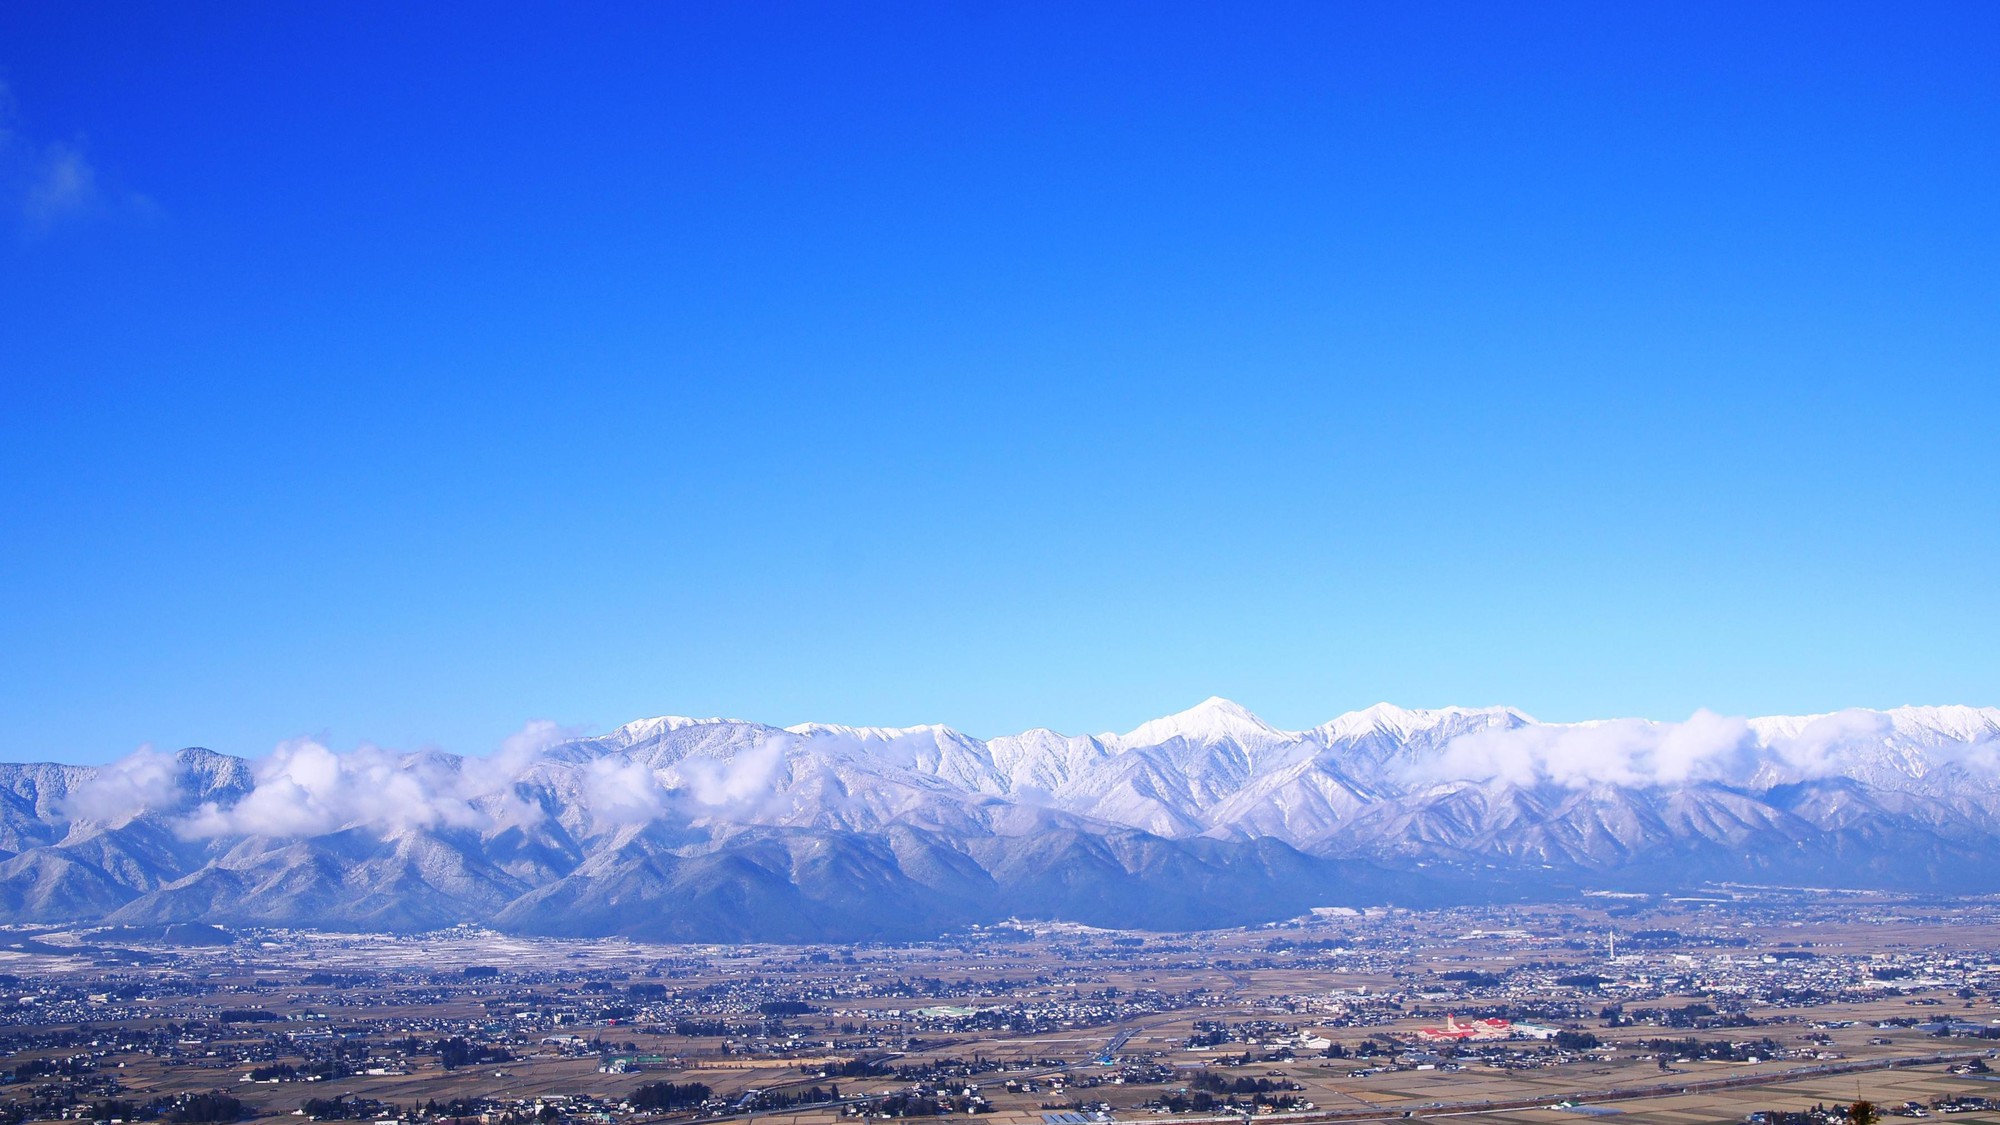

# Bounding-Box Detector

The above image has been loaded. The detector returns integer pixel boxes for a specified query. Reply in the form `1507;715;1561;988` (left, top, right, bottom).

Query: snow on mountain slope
6;698;2000;937
1047;698;1310;833
781;722;1010;795
1201;755;1377;846
532;699;2000;844
985;728;1112;797
1309;703;1532;788
1746;705;2000;792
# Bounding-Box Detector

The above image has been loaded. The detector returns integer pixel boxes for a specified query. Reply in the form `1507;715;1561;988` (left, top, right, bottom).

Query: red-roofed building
1416;1014;1513;1042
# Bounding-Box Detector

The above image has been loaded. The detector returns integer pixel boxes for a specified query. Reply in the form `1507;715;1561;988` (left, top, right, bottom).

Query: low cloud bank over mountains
7;699;1999;941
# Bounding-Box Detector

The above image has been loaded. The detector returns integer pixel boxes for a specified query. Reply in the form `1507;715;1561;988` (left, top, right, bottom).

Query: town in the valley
5;890;2000;1125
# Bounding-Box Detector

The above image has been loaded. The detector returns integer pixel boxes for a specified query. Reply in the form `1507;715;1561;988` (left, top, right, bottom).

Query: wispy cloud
21;142;98;232
1;81;150;238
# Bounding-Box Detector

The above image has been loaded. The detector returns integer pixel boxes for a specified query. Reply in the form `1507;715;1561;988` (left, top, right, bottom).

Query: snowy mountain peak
1879;705;2000;742
8;698;2000;939
1112;697;1293;748
1318;702;1530;741
603;714;762;744
781;721;965;741
1747;705;2000;748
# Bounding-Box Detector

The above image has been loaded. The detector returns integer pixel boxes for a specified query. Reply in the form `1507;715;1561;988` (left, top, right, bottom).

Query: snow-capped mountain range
4;699;1997;941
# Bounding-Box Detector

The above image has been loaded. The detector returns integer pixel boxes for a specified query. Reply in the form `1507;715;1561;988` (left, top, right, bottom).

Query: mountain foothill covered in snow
4;698;1998;941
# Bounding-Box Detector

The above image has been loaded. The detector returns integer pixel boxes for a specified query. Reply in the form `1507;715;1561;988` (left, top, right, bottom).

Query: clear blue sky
2;2;1996;763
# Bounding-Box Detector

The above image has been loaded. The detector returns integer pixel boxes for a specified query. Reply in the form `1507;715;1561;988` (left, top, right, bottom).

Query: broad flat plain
4;893;1999;1125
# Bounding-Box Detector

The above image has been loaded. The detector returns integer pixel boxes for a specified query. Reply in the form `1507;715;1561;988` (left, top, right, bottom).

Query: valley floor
4;892;2000;1125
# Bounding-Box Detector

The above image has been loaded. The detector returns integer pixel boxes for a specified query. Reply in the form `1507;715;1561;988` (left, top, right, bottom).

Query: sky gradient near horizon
3;2;1997;763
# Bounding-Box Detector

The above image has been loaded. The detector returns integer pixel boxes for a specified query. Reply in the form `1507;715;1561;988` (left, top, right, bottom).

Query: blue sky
2;2;1996;762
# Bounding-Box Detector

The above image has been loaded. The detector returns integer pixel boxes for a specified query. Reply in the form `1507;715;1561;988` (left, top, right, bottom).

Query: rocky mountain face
5;700;1998;940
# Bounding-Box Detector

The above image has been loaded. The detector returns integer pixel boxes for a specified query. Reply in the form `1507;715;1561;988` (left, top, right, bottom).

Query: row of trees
87;1094;245;1123
627;1082;712;1112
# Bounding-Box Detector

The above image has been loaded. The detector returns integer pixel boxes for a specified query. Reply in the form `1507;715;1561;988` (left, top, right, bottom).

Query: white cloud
496;719;577;763
180;719;584;839
64;745;180;824
1418;706;2000;790
1771;709;2000;779
579;734;794;830
669;735;790;809
182;739;479;837
74;718;794;841
583;758;667;827
1766;709;1896;779
1419;710;1758;789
